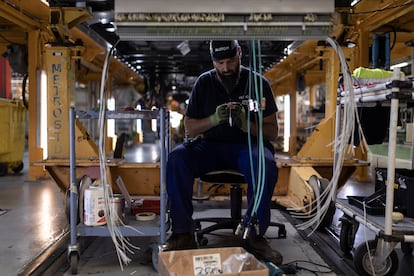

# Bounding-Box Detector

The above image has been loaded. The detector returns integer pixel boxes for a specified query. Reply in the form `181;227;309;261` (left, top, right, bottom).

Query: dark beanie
209;40;239;61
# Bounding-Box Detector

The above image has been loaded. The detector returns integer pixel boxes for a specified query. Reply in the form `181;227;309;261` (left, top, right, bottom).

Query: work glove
209;103;229;126
231;105;248;132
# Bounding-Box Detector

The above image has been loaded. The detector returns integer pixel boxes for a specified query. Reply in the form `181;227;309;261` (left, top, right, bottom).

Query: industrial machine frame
67;107;170;274
335;68;414;275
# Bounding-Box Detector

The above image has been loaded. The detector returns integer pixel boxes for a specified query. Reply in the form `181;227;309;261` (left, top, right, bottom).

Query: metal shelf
67;107;170;273
77;214;162;237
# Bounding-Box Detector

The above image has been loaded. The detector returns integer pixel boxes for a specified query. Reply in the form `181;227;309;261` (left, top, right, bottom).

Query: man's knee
168;146;186;166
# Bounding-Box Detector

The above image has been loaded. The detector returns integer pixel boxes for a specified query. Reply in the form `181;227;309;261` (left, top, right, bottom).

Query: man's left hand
231;106;247;132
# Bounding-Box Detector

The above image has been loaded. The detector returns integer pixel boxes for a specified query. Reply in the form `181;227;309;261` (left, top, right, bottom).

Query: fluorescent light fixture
107;97;115;137
40;70;48;159
283;95;290;152
136;104;142;133
351;0;361;6
151;106;157;132
390;62;409;69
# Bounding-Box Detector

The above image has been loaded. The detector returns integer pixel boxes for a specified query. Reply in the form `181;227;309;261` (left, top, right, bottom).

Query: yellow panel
45;46;75;159
297;115;335;159
274;166;318;211
75;119;99;160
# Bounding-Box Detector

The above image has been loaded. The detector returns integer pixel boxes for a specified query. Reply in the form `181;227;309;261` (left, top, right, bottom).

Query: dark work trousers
166;138;278;237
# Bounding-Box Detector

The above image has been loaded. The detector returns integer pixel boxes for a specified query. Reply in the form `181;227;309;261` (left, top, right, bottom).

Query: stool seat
194;170;286;246
200;170;245;184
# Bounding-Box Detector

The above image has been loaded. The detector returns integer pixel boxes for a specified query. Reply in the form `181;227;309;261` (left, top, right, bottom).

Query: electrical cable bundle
238;40;267;238
96;41;141;270
289;37;363;234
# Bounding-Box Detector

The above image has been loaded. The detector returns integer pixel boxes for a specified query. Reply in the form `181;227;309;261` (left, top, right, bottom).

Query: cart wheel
64;179;81;224
278;226;287;238
194;221;201;231
11;161;23;173
69;251;79;274
151;244;160;272
401;242;413;256
354;240;399;276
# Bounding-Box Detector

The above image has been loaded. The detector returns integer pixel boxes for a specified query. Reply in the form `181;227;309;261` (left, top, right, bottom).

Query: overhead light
351;0;361;6
105;23;116;32
177;40;190;56
345;39;357;48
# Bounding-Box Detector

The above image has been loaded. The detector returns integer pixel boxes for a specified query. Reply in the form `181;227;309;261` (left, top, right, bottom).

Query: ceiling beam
115;0;334;13
347;0;414;39
0;1;43;31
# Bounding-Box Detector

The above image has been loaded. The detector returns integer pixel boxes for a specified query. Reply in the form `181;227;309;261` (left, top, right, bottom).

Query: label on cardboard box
193;253;222;275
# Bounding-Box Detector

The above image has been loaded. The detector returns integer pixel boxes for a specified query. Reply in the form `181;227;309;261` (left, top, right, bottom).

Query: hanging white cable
97;41;140;270
290;37;359;234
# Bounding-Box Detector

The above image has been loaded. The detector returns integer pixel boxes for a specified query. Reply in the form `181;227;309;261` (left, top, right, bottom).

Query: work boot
162;232;198;251
243;236;283;265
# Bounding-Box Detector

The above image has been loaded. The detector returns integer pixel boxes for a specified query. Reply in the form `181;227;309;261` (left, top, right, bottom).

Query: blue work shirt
185;65;278;145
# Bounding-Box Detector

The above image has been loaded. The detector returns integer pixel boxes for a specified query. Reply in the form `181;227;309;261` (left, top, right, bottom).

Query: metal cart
67;107;170;274
336;68;414;275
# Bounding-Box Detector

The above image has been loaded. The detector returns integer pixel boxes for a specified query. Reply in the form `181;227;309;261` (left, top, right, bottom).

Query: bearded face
214;54;241;92
217;63;239;83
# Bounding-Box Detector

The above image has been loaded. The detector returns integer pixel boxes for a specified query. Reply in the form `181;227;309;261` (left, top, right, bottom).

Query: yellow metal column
44;46;75;159
324;48;339;118
309;85;316;110
357;30;370;68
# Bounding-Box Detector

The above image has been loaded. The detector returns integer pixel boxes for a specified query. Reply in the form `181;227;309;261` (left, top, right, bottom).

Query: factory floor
1;147;414;276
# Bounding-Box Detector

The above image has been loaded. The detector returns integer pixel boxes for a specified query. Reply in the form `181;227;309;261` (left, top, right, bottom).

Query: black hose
22;73;29;109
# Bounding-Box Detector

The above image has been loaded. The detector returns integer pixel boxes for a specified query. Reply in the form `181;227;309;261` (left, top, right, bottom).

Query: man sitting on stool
165;40;282;265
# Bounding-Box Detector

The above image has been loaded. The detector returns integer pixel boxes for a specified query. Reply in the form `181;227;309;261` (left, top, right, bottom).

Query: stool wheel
278;227;287;238
194;221;202;231
197;234;208;246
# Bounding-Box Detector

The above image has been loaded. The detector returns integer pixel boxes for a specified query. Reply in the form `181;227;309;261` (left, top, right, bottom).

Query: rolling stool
194;170;286;246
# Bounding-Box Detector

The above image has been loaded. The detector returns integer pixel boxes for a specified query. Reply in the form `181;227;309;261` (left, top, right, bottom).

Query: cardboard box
158;247;268;276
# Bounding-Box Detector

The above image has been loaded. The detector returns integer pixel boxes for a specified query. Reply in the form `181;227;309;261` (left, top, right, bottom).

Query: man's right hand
209;103;229;126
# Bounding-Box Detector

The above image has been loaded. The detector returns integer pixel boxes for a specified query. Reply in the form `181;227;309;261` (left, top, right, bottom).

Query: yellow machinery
39;42;161;195
18;5;160;196
1;0;413;215
0;98;26;175
263;41;370;214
